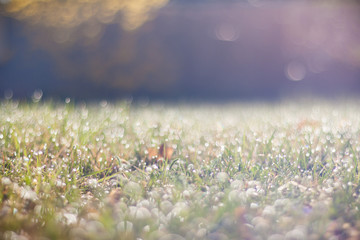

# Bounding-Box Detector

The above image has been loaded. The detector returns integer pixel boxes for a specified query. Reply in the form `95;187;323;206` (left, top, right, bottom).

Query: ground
0;99;360;240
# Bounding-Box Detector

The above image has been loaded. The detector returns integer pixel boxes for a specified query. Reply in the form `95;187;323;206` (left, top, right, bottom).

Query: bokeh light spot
215;23;239;42
4;89;13;100
285;61;306;81
32;89;43;102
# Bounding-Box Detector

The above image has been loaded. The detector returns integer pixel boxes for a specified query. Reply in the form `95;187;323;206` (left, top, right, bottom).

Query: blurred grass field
1;99;360;240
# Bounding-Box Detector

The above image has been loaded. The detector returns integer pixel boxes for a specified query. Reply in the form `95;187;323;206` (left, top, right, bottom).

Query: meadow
0;99;360;240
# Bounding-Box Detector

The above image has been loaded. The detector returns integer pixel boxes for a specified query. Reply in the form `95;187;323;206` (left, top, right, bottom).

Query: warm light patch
1;0;169;32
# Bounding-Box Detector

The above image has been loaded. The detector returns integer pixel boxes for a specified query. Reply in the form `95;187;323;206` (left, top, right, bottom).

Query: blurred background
0;0;360;101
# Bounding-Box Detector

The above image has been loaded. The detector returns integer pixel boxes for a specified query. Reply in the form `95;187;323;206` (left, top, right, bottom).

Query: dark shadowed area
0;0;360;101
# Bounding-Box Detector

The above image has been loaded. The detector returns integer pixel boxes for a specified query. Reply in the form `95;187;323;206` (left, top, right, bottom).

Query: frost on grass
1;100;360;239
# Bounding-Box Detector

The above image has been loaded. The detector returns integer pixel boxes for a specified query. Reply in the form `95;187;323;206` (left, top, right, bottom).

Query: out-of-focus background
0;0;359;101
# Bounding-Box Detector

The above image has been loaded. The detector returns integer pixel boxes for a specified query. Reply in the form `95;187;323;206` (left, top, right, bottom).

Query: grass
1;99;360;240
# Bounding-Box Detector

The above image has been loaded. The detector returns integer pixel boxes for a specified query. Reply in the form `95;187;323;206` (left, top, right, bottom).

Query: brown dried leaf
159;144;174;160
146;144;174;164
146;147;159;163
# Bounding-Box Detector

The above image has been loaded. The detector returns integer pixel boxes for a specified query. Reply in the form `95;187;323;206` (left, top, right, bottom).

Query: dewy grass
1;99;360;239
